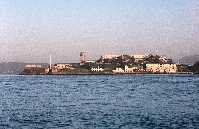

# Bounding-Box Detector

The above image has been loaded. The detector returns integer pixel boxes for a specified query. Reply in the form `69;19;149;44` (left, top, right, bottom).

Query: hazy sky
0;0;199;63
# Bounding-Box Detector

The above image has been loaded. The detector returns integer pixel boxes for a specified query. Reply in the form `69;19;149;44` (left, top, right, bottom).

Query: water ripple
0;75;199;128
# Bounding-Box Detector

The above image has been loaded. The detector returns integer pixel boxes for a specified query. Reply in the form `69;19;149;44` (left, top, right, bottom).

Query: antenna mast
50;55;52;69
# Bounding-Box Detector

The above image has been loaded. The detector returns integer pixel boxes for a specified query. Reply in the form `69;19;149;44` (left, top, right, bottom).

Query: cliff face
20;67;46;75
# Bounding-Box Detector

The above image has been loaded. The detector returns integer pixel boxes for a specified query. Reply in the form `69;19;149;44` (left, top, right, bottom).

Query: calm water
0;75;199;129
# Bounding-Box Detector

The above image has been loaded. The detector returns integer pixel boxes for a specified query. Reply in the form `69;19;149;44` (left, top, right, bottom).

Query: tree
177;64;191;73
145;54;161;64
96;56;103;64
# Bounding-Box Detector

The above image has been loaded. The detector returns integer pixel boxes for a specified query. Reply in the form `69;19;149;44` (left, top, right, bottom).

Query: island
20;53;196;75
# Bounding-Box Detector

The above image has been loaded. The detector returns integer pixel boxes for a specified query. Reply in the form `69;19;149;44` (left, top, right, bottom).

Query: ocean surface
0;75;199;129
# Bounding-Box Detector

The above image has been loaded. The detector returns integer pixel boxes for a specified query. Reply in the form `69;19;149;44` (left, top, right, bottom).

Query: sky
0;0;199;63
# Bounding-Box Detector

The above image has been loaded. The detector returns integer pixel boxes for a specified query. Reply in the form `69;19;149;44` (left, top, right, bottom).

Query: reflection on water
0;75;199;128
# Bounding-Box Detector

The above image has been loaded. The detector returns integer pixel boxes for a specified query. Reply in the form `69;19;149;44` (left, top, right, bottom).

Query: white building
112;65;138;73
124;65;137;73
133;55;146;62
146;64;177;73
53;64;73;70
25;64;42;68
159;56;172;63
91;66;104;72
86;60;95;63
102;54;119;59
50;63;74;73
112;68;124;73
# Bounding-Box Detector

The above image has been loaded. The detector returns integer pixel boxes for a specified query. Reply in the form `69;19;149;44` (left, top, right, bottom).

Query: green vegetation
144;54;161;64
95;54;173;69
177;64;192;73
